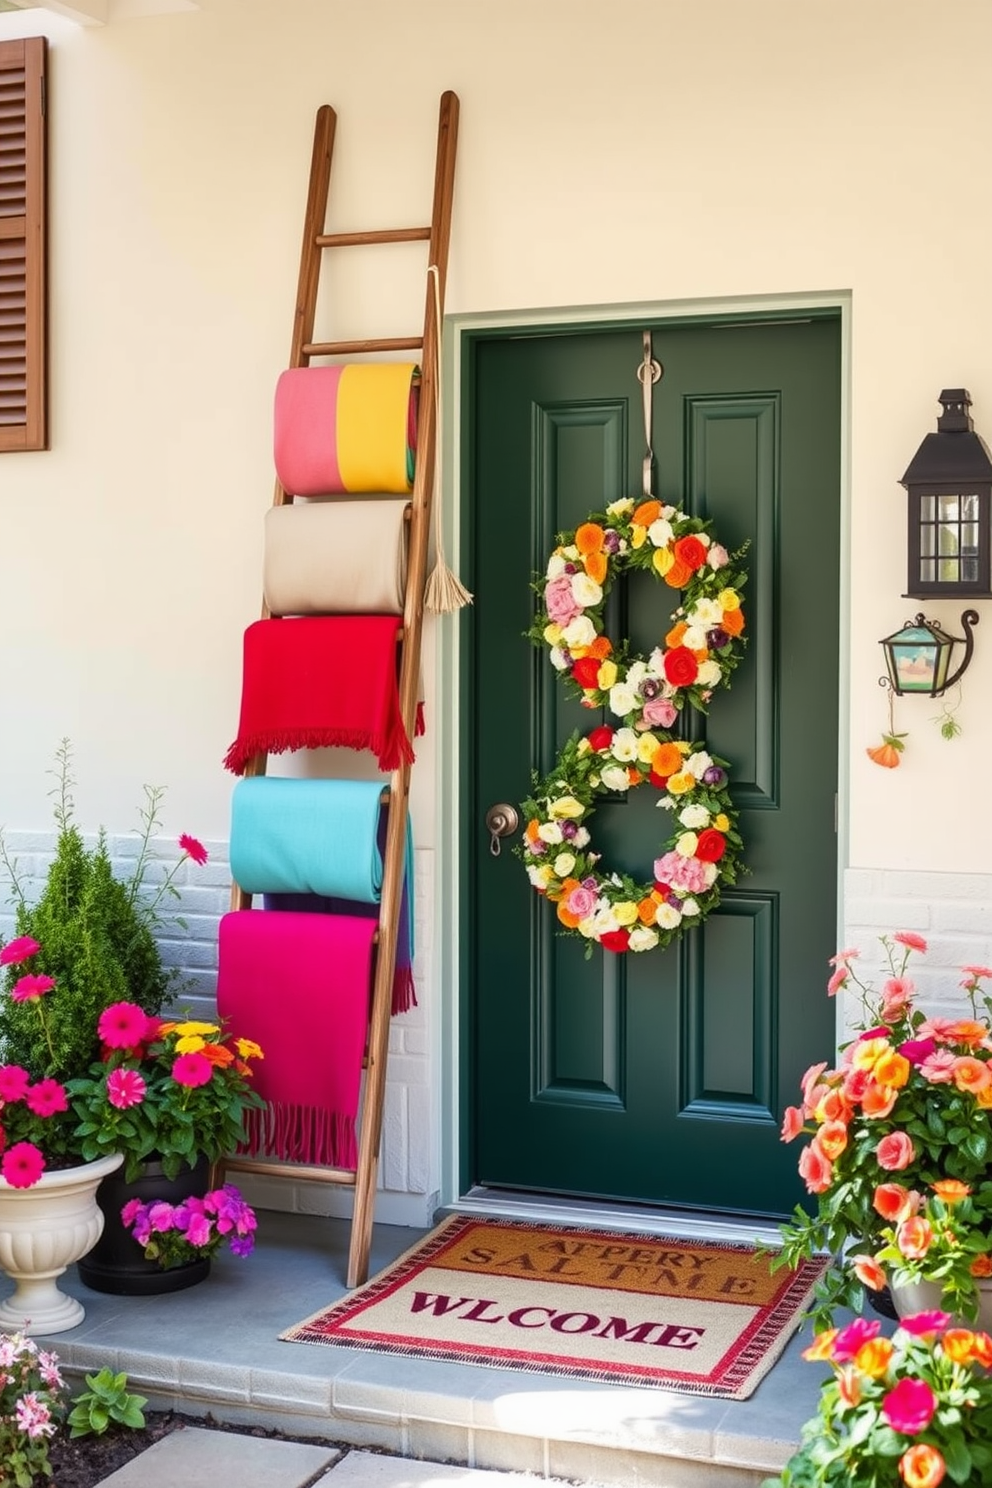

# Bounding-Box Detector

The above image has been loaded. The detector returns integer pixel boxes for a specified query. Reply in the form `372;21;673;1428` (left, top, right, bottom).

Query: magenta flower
15;1391;54;1440
831;1317;881;1362
0;935;41;966
897;1310;951;1337
120;1198;144;1226
1;1141;45;1188
25;1078;68;1118
899;1038;937;1066
0;1064;31;1102
147;1202;176;1233
882;1376;938;1434
11;973;56;1003
178;833;208;866
184;1212;213;1247
97;1001;152;1050
106;1067;147;1110
171;1051;213;1088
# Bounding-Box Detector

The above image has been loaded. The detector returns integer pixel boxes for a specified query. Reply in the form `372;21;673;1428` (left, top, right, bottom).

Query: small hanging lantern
880;611;979;697
900;389;992;599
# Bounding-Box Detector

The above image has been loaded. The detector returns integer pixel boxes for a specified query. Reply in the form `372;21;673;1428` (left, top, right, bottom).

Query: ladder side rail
347;90;459;1287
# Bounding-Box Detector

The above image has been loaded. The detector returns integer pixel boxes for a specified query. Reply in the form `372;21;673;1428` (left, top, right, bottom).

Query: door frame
434;290;852;1222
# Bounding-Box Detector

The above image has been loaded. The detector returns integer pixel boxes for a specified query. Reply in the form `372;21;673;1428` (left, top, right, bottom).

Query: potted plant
773;932;992;1329
763;1311;992;1488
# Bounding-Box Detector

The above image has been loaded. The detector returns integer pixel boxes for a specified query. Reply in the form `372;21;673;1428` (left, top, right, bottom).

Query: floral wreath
518;495;748;954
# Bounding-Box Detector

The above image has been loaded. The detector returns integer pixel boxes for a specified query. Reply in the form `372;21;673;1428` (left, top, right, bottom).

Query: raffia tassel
425;558;473;614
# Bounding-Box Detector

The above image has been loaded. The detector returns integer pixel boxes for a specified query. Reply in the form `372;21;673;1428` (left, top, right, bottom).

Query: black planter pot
77;1155;212;1296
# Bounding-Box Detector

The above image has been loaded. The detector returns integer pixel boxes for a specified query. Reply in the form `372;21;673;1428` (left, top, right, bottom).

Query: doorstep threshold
443;1186;788;1249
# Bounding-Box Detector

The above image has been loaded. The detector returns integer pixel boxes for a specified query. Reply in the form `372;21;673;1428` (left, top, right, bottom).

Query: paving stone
94;1427;342;1487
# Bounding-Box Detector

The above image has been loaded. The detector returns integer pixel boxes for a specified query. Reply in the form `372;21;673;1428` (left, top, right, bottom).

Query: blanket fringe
224;724;413;776
240;1101;357;1170
391;965;417;1015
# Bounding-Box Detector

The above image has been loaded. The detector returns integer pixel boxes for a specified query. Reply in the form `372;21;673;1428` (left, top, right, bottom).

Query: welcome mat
281;1215;825;1398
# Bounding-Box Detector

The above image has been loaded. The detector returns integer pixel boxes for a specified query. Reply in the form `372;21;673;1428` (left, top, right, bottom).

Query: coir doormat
281;1215;826;1398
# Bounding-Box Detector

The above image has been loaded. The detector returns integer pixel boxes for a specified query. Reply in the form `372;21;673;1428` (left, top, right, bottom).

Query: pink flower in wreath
641;696;677;728
565;885;597;919
544;575;582;627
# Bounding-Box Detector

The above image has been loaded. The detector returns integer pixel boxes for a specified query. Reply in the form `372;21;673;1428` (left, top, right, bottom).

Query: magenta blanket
216;909;376;1169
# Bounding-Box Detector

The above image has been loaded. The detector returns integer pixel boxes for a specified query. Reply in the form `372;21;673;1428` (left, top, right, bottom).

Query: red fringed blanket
217;909;376;1170
223;615;422;776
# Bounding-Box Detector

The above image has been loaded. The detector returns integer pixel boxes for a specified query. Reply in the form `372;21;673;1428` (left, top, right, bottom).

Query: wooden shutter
0;36;46;452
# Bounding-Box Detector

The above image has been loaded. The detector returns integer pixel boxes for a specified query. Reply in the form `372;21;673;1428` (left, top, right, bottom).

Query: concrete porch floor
6;1208;834;1488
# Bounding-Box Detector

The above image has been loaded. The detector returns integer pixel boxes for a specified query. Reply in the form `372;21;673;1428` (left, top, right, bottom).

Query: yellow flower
614;902;639;926
675;832;699;858
718;588;741;611
175;1034;207;1054
235;1038;264;1060
548;796;585;819
667;771;696;795
636;734;660;763
597;660;618;689
652;547;674;576
713;813;730;831
171;1021;219;1038
543;622;563;645
576;738;592;756
631;525;647;549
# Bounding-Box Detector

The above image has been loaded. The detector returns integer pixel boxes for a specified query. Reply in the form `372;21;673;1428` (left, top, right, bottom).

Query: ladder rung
304;336;423;356
223;1157;357;1186
316;227;431;248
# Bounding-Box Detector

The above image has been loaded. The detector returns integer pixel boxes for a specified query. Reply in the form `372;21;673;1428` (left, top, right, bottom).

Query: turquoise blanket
231;777;392;902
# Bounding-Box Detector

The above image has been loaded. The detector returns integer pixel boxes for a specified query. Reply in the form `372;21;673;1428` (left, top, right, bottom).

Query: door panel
466;316;841;1217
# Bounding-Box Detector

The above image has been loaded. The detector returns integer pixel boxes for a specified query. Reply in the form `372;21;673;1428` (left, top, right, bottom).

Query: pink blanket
216;909;377;1169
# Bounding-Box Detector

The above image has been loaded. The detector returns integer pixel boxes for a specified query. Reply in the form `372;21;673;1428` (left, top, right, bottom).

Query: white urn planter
0;1152;124;1336
892;1276;992;1332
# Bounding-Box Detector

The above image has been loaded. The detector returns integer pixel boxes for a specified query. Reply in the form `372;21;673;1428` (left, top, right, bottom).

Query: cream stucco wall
2;0;992;1219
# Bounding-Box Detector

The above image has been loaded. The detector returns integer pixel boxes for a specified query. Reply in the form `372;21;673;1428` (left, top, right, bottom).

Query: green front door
464;314;841;1217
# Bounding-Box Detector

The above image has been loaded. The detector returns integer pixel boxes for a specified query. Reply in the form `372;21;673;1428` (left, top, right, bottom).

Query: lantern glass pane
919;557;936;582
887;625;940;693
938;494;960;523
921;495;936;521
963;492;979;520
920;525;935;557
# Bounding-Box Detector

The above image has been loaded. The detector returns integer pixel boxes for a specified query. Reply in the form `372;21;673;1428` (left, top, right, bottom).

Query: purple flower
706;627;729;651
229;1235;255;1257
702;766;725;786
603;530;620;554
560;821;578;840
185;1213;213;1248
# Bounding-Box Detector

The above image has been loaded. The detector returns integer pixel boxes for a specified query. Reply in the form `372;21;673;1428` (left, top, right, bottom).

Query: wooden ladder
223;92;458;1288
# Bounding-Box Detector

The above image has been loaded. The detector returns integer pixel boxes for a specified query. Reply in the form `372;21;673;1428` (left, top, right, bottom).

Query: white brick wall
840;866;992;1038
0;830;437;1227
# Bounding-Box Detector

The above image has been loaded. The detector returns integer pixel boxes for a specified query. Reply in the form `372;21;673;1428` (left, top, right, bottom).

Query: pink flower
544;574;582;626
882;1376;937;1435
178;833;208;866
0;1065;30;1102
961;964;992;981
14;1392;54;1440
780;1106;805;1142
877;1132;916;1171
898;1311;951;1337
171;1051;213;1088
106;1068;147;1110
148;1202;176;1232
11;973;55;1002
798;1142;833;1194
184;1212;213;1247
97;1001;152;1050
641;697;678;728
25;1078;68;1118
893;931;928;953
829;948;861;966
831;1317;881;1362
120;1198;144;1226
565;885;597;919
708;544;730;569
919;1050;957;1083
1;1141;45;1188
827;966;848;996
898;1038;936;1066
0;936;41;966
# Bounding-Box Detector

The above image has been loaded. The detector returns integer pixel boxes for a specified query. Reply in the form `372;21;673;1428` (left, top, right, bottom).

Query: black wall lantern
880;610;979;697
900;389;992;599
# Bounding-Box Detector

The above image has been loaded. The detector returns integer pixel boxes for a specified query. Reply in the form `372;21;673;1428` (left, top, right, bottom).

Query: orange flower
944;1020;988;1047
636;898;658;925
867;737;904;768
798;1142;833;1194
854;1336;894;1377
951;1055;992;1094
665;621;688;649
584;550;608;585
931;1179;971;1204
812;1088;850;1124
814;1120;848;1162
969;1331;992;1367
557;903;581;928
525;819;541;844
898;1443;946;1488
801;1328;838;1362
664;557;693;589
836;1364;861;1407
896;1215;934;1259
940;1329;978;1365
575;522;605;555
873;1050;911;1088
970;1253;992;1277
851;1254;888;1293
587;635;613;660
632;500;661;527
873;1183;917;1223
652;742;685;778
200;1043;235;1068
861;1081;899;1118
627;767;642;786
721;606;745;637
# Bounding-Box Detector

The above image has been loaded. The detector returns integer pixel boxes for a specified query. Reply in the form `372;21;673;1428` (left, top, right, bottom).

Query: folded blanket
223;615;422;776
217;909;376;1169
231;777;387;901
263;499;410;617
274;363;419;497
